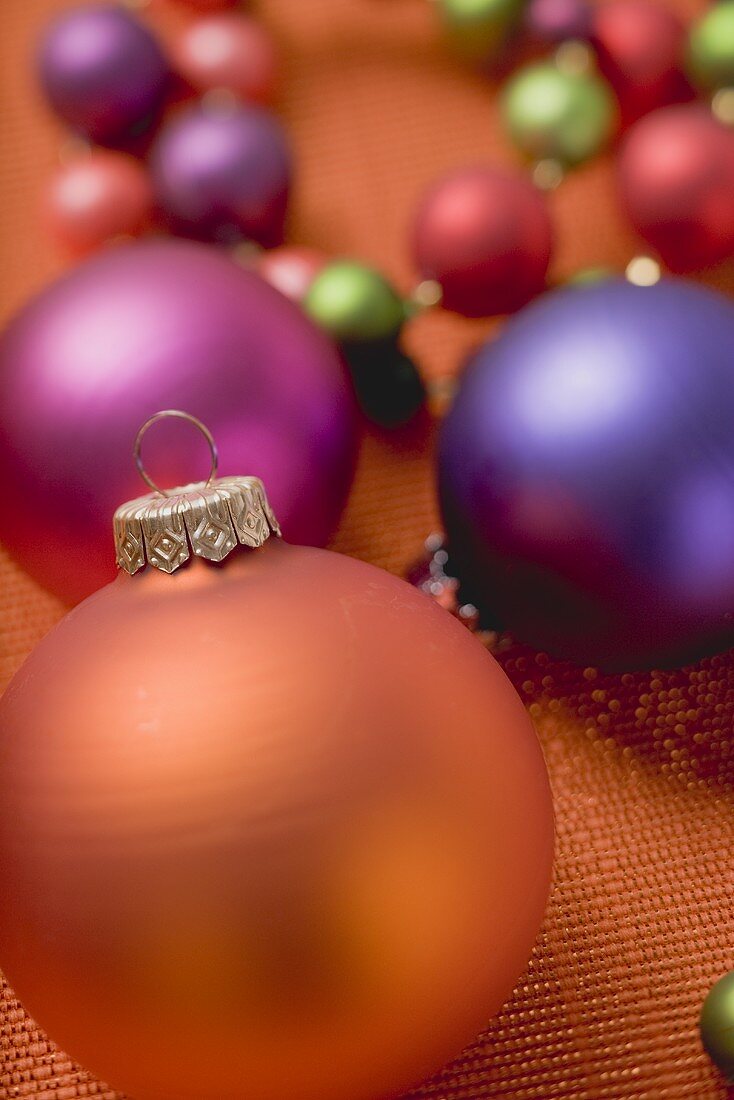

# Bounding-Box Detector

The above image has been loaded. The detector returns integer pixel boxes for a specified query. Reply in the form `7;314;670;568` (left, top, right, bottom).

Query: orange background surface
2;0;734;1097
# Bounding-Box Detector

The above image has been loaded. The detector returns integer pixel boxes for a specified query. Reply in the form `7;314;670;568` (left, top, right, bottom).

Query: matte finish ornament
0;240;357;603
304;261;405;342
436;0;526;62
688;1;734;92
439;278;734;669
701;971;734;1080
150;101;291;246
411;166;553;317
45;150;153;254
617;104;734;272
173;13;277;104
591;0;692;124
0;540;554;1100
37;4;169;145
502;60;617;165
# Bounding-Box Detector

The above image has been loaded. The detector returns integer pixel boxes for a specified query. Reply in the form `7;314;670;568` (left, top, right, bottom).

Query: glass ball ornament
172;13;278;104
45;149;153;255
436;0;526;62
617;104;734;272
700;971;734;1080
501;57;617;165
590;0;692;125
411;166;553;317
688;1;734;93
439;278;734;670
0;239;357;604
150;100;292;247
37;4;169;145
304;261;406;342
0;416;554;1100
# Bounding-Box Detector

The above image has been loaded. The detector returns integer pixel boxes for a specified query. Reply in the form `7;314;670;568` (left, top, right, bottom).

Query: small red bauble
45;150;153;255
411;166;553;318
617;103;734;272
258;246;327;304
591;0;692;125
173;13;277;104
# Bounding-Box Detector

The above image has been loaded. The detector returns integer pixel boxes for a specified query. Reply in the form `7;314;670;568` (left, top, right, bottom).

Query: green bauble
437;0;526;61
688;1;734;92
700;971;734;1079
501;62;617;165
304;261;405;342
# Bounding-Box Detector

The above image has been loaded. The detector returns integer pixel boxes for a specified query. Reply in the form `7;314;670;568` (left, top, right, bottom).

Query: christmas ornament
37;4;169;145
45;149;153;255
525;0;592;46
304;261;406;342
700;971;734;1080
411;166;553;317
176;0;238;9
257;246;327;304
172;13;278;104
590;0;692;124
150;100;291;247
439;278;734;670
617;104;734;272
687;1;734;93
0;411;554;1100
435;0;526;62
0;239;356;604
501;55;617;166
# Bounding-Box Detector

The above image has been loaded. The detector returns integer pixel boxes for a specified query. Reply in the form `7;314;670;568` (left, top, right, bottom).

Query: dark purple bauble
37;4;169;144
150;101;291;246
0;239;357;605
440;279;734;670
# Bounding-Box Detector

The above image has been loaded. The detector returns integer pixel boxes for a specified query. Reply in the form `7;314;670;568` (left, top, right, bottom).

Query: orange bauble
0;526;553;1100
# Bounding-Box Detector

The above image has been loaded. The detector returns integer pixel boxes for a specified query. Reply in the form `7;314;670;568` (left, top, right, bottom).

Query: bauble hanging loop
115;409;281;575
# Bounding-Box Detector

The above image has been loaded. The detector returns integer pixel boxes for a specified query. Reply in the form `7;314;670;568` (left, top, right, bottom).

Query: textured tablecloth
2;0;734;1097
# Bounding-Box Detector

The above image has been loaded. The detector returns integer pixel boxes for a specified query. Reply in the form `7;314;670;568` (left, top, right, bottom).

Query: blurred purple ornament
0;239;357;604
439;279;734;670
37;4;169;145
525;0;591;44
150;100;291;246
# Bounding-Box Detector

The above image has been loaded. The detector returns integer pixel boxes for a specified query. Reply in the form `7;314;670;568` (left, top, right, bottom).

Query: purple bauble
0;240;357;604
37;4;169;144
440;279;734;670
524;0;591;44
150;101;291;246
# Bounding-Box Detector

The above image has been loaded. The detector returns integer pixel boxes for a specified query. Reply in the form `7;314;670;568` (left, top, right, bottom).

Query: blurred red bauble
173;13;277;103
411;166;552;317
258;246;327;304
45;150;153;255
173;0;238;9
0;536;554;1100
617;103;734;271
591;0;692;124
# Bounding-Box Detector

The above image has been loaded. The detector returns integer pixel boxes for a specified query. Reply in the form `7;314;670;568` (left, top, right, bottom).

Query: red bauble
411;166;553;317
45;150;153;255
617;104;734;272
591;0;692;124
258;246;327;303
0;537;553;1100
173;13;277;103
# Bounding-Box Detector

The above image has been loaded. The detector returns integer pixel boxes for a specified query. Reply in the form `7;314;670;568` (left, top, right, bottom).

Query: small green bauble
688;1;734;92
501;62;617;166
568;266;614;286
437;0;526;62
700;971;734;1079
304;261;405;343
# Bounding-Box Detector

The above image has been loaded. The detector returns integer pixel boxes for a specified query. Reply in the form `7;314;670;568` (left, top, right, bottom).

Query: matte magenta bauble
0;539;554;1100
0;240;357;603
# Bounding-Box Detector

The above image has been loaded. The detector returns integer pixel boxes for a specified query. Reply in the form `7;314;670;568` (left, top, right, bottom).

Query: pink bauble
0;539;554;1100
0;240;357;603
45;150;153;254
591;0;692;124
173;13;277;103
617;104;734;271
258;246;327;304
411;166;553;317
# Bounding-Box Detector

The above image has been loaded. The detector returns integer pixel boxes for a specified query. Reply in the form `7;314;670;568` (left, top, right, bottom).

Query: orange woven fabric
2;1;734;1097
